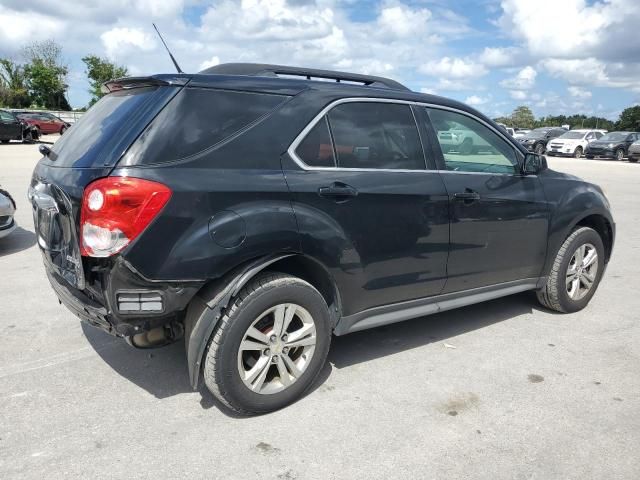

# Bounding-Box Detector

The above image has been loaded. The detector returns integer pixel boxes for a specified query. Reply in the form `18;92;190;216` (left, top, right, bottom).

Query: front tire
615;148;624;161
203;273;331;415
535;143;545;154
537;227;605;313
574;146;583;159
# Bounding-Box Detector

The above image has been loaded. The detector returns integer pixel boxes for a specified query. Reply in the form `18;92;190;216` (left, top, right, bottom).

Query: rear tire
0;139;9;144
537;227;605;313
629;157;638;163
203;273;331;415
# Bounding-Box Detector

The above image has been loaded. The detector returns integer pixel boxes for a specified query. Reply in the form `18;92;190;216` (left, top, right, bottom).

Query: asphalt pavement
1;138;638;479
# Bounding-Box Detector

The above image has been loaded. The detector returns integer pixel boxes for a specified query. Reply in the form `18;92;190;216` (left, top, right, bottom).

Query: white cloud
498;0;610;57
377;5;432;39
198;55;220;71
419;56;487;78
541;57;640;92
100;27;156;60
568;86;592;99
0;6;64;44
465;95;489;106
509;90;527;100
478;47;518;67
500;66;536;89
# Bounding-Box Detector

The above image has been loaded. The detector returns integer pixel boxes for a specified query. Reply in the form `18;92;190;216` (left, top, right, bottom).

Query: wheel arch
540;176;615;279
574;213;614;263
184;253;340;389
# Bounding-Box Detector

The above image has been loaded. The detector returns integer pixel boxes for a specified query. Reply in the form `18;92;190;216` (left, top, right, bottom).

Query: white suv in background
546;129;607;158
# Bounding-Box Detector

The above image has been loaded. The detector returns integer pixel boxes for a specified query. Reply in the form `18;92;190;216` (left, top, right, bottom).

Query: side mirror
523;153;547;175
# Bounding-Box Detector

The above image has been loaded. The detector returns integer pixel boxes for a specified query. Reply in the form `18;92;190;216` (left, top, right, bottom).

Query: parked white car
546;129;607;158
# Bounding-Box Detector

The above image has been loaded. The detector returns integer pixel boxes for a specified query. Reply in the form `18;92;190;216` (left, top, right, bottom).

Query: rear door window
126;88;289;165
326;102;425;170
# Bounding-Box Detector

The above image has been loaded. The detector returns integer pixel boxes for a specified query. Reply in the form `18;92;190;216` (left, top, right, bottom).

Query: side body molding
185;253;294;389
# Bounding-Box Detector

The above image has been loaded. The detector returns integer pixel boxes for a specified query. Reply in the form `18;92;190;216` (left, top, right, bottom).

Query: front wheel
537;227;605;313
203;273;331;415
615;148;624;161
574;146;583;159
534;143;545;154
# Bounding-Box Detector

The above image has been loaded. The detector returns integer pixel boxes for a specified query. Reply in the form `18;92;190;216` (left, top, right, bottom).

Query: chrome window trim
287;97;525;173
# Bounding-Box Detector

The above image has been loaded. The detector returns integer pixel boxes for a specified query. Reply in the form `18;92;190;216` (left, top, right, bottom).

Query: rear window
122;88;289;165
49;87;163;168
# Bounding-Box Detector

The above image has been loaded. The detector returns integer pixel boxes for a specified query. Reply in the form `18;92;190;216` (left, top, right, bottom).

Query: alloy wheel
237;303;317;394
566;243;598;301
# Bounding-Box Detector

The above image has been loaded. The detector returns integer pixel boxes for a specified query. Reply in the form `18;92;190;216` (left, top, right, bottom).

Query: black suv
518;127;567;154
585;131;640;160
30;64;614;414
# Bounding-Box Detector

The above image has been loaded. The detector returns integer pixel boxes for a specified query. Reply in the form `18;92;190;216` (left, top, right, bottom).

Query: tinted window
295;117;335;167
50;87;162;167
428;108;518;174
128;88;288;165
327;102;425;170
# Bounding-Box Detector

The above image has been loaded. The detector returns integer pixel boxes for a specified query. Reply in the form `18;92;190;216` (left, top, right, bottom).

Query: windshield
599;132;628;142
558;131;586;140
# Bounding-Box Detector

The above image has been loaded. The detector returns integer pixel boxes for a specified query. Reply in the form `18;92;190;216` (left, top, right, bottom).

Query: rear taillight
80;177;172;257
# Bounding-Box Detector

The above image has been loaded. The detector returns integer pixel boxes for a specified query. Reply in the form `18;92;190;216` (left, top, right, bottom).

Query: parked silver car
0;187;16;238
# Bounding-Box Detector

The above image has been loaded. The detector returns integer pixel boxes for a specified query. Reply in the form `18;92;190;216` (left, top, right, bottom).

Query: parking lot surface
1;140;639;479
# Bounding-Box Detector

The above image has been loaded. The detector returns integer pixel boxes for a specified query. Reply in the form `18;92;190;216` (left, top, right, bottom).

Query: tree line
494;105;640;132
0;39;127;111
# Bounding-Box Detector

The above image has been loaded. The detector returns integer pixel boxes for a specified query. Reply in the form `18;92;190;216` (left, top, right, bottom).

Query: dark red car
14;111;70;135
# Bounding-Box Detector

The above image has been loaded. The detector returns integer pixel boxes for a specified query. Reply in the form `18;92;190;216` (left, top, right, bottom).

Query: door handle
318;183;358;202
453;190;480;202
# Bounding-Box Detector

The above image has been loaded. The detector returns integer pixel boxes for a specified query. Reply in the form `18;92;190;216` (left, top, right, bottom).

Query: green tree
616;106;640;131
82;55;128;106
510;105;535;129
22;40;70;110
0;59;30;107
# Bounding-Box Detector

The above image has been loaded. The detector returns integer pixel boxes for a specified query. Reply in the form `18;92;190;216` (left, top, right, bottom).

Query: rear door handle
318;183;358;202
453;190;480;202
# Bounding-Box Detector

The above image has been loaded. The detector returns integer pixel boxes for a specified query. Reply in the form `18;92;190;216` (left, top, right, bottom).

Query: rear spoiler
101;75;189;94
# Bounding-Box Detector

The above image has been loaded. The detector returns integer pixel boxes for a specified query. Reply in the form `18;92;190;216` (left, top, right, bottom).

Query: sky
0;0;638;120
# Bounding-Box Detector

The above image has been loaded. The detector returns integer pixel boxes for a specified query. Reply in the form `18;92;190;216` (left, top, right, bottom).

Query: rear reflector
80;177;172;257
117;291;163;313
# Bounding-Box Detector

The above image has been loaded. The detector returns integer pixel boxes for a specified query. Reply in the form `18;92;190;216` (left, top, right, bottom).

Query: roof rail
199;63;410;91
